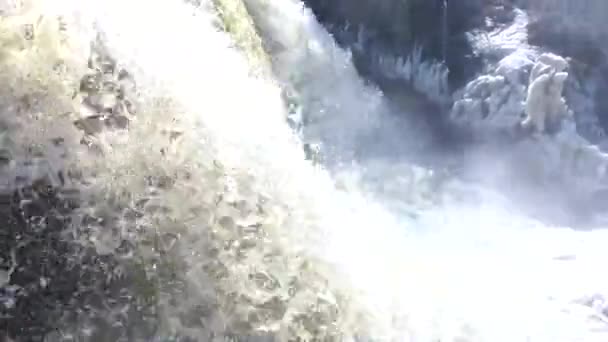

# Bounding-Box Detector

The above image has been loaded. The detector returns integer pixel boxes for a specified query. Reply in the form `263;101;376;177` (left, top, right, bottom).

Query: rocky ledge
300;0;608;227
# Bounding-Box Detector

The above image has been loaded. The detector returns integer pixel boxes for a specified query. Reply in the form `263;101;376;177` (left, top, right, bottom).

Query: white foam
3;0;608;340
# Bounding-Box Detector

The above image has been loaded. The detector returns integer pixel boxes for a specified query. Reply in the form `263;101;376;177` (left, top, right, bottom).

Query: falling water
2;0;608;341
441;0;448;64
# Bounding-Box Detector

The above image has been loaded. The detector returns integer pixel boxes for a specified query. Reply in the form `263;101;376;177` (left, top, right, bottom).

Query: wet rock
0;37;159;342
83;92;118;113
449;51;527;141
524;0;608;60
360;46;450;106
449;52;574;140
0;179;160;341
106;115;129;130
527;15;606;69
303;0;413;52
73;38;138;141
74;115;105;135
495;51;534;84
304;0;517;92
451;49;608;227
522;1;608;147
561;63;608;148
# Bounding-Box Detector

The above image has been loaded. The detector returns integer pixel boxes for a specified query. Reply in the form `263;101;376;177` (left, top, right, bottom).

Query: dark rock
522;1;608;147
527;15;606;68
106;115;129;130
593;67;608;134
0;40;154;341
525;13;608;148
0;179;163;341
302;0;412;52
303;0;516;92
74;116;105;135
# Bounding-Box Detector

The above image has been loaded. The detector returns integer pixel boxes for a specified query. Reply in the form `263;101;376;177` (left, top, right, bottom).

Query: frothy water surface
2;0;608;341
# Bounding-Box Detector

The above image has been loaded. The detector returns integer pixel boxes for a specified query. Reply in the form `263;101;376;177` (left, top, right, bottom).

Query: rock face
450;49;608;226
0;180;158;341
450;50;534;141
303;0;519;92
211;0;273;76
301;0;608;156
75;40;137;136
299;0;608;226
302;0;413;52
451;51;575;138
521;0;608;145
524;0;608;45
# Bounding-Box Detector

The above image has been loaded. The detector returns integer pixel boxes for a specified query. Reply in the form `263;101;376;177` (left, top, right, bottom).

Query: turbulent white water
2;0;608;341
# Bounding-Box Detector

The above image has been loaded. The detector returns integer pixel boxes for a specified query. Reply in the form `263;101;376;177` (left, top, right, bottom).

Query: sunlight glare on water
2;0;608;340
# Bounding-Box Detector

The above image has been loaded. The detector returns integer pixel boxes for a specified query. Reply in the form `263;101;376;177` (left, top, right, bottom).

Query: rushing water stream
1;0;608;341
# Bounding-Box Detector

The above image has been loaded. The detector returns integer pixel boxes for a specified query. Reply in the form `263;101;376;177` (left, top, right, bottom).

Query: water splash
1;0;608;341
441;0;448;64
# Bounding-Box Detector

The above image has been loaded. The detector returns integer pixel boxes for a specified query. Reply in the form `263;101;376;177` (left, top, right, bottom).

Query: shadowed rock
303;0;516;91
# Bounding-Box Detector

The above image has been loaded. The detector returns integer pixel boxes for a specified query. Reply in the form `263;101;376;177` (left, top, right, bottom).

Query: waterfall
442;0;448;64
1;0;608;341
